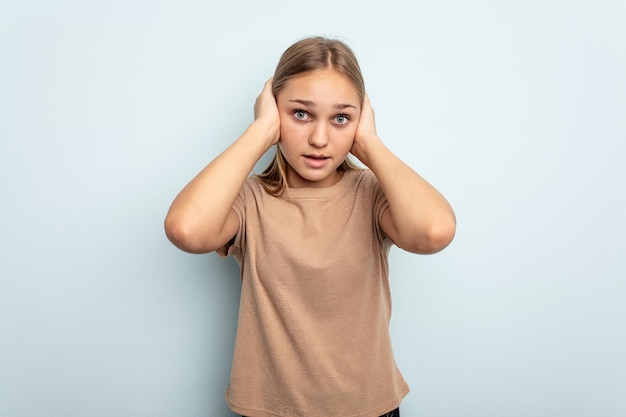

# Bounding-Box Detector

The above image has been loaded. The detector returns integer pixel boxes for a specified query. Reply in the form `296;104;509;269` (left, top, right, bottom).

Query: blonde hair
256;36;364;196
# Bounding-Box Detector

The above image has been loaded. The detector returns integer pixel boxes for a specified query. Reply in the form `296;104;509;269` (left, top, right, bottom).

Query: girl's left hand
351;94;382;166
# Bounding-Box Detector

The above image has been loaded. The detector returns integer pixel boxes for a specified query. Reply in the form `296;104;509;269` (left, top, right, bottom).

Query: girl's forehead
286;68;350;85
279;69;360;104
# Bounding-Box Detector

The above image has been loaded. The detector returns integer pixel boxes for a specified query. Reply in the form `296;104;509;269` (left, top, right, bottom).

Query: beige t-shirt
220;169;409;417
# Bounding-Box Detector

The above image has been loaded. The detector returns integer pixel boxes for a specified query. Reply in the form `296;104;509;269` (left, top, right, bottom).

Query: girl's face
276;69;361;188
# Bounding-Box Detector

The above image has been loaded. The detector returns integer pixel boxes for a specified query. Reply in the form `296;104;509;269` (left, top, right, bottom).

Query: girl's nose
308;122;329;148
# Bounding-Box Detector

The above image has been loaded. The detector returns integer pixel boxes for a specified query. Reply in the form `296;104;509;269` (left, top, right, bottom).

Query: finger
362;93;373;111
255;78;273;115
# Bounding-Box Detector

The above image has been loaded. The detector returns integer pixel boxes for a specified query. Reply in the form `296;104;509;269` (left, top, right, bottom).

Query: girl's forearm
357;137;456;253
165;121;276;252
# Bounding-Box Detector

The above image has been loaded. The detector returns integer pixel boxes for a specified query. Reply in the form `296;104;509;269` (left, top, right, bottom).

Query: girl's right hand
254;78;281;145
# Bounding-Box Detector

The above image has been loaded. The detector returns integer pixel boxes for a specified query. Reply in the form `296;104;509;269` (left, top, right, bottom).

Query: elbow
164;215;193;252
425;219;456;253
164;215;214;254
402;217;456;255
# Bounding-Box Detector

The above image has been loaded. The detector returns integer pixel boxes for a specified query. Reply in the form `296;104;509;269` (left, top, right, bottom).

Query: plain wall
1;0;625;416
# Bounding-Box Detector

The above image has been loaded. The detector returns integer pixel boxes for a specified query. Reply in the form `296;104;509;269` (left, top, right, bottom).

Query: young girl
165;37;456;417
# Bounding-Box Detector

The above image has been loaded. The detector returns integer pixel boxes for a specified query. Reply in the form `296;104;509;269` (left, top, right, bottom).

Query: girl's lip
303;154;330;168
304;154;329;159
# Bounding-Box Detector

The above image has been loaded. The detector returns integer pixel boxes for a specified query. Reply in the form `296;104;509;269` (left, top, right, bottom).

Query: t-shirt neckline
282;169;359;200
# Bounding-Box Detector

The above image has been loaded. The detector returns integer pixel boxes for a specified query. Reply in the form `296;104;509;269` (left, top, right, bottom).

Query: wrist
352;134;384;166
250;119;280;147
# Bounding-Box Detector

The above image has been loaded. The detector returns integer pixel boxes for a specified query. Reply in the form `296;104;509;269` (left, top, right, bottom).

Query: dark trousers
381;407;400;417
243;407;399;417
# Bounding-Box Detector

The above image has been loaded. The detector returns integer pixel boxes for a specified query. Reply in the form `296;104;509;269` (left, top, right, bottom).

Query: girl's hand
254;78;281;145
351;94;383;166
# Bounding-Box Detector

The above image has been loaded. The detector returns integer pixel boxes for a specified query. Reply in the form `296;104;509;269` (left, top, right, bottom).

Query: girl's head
272;37;365;105
257;36;365;195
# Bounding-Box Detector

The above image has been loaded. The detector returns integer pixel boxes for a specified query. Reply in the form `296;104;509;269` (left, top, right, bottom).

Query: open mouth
304;155;329;160
303;154;330;168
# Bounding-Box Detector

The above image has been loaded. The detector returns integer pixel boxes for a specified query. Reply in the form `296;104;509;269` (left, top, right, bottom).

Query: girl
165;37;456;417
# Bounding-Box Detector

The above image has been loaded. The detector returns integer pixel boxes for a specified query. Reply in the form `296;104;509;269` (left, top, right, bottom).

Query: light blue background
1;1;625;416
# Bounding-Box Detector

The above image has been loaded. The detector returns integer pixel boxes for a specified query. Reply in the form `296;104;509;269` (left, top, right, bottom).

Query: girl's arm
351;95;456;254
164;79;280;254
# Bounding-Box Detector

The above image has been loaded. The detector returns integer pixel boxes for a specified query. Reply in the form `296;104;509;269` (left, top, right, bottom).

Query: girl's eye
293;110;309;120
335;114;349;125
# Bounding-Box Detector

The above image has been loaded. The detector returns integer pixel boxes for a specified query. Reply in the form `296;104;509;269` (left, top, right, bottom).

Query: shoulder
342;168;373;185
345;169;381;194
230;176;270;218
239;175;268;197
358;168;378;185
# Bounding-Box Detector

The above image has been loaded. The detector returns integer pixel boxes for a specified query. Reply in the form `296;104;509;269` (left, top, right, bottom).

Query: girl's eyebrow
288;99;357;110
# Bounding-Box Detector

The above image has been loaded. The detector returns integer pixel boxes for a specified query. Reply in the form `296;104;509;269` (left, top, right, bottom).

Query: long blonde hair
256;36;365;196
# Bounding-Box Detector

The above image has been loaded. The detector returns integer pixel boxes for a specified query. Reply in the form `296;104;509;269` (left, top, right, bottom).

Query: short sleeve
215;182;247;262
367;171;392;247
